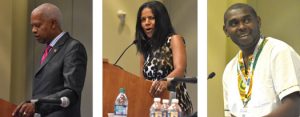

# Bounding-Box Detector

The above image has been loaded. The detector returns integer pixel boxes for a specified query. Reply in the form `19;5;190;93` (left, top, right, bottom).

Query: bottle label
150;112;162;117
169;112;179;117
162;111;168;117
114;105;127;116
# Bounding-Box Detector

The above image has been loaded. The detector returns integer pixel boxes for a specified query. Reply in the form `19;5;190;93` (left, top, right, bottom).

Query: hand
149;80;167;97
12;102;35;117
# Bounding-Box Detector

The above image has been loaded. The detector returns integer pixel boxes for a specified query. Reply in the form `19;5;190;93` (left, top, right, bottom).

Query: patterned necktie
40;45;52;64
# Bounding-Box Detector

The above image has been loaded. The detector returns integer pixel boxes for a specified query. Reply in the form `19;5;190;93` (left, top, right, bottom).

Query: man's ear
257;16;261;28
51;19;57;29
223;25;229;37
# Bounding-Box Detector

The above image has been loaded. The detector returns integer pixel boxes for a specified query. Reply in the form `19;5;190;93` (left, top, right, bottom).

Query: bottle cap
162;99;169;104
154;97;161;102
171;99;179;103
119;88;125;93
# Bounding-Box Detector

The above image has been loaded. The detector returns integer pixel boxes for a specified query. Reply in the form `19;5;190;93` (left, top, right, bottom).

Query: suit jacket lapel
35;33;70;77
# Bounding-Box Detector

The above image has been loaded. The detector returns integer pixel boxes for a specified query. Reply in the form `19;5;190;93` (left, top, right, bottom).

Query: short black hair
224;3;258;24
135;1;175;55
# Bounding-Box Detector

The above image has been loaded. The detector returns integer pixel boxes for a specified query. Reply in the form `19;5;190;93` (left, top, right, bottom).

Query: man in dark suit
12;3;87;117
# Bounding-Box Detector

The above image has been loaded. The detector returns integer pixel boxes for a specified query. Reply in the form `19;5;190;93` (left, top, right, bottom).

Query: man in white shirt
223;3;300;117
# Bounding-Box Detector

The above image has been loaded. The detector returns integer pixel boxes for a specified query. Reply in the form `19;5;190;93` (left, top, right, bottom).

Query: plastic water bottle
114;88;128;117
161;99;169;117
168;99;182;117
150;97;162;117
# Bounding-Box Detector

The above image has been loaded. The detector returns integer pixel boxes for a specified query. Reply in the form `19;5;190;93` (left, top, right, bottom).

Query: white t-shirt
223;37;300;117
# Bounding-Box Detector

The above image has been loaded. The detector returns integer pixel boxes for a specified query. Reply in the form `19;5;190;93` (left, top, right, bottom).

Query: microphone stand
113;40;137;66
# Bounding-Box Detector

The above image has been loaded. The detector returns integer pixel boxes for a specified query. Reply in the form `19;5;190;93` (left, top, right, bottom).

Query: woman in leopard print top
135;1;193;115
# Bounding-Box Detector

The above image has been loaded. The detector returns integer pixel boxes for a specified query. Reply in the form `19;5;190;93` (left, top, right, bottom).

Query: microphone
30;97;70;108
162;72;216;83
171;77;197;84
160;77;197;83
113;40;137;65
207;72;216;79
162;77;197;92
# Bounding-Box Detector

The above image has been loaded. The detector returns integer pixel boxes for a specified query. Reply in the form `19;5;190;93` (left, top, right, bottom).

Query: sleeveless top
143;36;193;115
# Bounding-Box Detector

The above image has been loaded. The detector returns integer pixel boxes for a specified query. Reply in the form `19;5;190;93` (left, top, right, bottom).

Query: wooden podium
103;60;169;117
0;99;17;117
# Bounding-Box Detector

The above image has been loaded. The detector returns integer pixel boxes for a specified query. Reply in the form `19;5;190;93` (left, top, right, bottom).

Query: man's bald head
32;3;63;28
31;3;63;44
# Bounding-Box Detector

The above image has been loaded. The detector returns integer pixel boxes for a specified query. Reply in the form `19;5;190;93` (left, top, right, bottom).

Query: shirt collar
49;32;66;47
